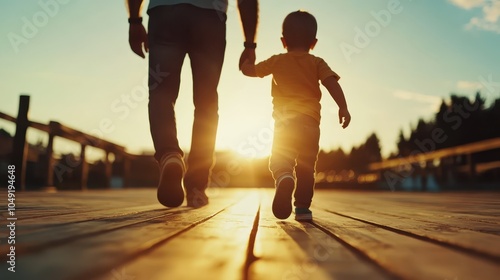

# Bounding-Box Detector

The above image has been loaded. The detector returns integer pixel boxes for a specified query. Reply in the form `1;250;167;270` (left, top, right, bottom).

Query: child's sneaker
186;188;209;208
157;153;185;207
272;174;295;219
294;207;313;221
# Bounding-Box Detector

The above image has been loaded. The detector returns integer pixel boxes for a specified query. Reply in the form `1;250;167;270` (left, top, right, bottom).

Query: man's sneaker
186;188;209;208
294;208;313;221
272;175;295;219
157;153;185;207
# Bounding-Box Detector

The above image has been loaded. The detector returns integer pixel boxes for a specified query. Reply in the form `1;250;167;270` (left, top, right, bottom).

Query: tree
364;133;382;163
396;129;411;157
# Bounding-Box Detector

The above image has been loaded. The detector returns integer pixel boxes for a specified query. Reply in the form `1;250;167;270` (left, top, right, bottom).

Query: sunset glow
1;0;499;160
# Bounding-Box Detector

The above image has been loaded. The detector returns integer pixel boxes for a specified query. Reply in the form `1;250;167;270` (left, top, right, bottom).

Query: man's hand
339;108;351;129
241;59;257;77
129;24;148;58
239;48;255;70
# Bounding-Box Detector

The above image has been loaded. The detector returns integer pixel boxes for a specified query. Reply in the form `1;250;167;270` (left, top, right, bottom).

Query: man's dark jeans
148;4;226;192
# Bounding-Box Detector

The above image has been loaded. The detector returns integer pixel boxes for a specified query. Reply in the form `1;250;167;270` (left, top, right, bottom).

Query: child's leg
269;123;297;180
294;123;320;209
269;122;297;219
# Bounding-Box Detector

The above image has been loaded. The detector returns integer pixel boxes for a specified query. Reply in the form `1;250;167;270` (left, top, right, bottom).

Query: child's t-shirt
254;51;339;123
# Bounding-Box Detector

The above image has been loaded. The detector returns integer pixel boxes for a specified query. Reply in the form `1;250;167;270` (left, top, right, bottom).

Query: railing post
122;153;131;188
467;153;476;181
12;95;30;191
79;144;88;190
105;151;113;188
45;133;55;187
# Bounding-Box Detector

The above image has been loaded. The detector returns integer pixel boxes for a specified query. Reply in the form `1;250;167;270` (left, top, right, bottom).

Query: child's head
282;11;317;51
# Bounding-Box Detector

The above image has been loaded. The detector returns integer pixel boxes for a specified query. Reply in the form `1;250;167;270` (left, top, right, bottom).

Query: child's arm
241;59;258;77
322;76;351;129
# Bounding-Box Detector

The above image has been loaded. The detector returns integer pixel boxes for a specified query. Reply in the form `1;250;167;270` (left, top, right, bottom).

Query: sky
1;0;499;161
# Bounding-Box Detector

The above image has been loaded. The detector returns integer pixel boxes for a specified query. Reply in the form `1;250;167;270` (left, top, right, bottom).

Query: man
126;0;258;208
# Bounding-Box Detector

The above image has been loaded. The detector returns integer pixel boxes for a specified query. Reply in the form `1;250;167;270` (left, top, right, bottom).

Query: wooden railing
1;95;133;190
368;137;500;185
369;137;500;171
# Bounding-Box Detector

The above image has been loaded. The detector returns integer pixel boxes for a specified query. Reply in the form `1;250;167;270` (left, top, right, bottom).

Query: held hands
129;24;148;58
239;48;256;70
339;108;351;129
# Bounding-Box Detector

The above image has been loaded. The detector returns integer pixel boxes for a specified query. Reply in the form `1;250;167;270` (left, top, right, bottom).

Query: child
241;10;351;221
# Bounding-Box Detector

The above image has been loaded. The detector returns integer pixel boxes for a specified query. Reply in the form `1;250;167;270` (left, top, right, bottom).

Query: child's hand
240;58;257;77
339;108;351;129
239;48;256;70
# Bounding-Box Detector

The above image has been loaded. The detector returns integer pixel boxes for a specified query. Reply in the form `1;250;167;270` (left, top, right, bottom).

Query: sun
216;118;274;159
216;107;275;159
232;127;273;158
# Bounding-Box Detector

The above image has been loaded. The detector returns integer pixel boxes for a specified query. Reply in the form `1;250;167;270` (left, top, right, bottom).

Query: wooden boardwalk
1;188;499;280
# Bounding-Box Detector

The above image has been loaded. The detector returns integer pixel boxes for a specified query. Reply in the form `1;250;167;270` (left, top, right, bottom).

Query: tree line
395;93;500;160
314;92;500;176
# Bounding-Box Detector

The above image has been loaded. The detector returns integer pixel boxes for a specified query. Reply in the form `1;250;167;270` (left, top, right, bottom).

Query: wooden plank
29;120;50;133
13;205;174;254
2;188;499;280
247;190;391;280
313;191;500;228
0;111;16;122
323;191;500;223
9;189;234;228
106;191;262;280
0;189;247;280
314;198;500;261
312;207;500;279
49;121;126;154
476;161;500;173
6;189;160;221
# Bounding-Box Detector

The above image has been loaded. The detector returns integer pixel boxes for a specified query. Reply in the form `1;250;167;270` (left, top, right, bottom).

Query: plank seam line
340;203;500;227
328;210;500;264
310;220;403;280
81;201;241;280
22;206;173;229
13;204;160;221
366;208;500;231
243;203;261;280
18;212;177;255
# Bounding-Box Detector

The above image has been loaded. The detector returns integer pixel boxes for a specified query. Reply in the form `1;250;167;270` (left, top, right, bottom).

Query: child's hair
282;10;317;50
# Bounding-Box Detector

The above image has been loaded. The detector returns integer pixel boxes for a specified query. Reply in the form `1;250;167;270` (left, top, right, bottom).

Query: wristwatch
244;42;257;49
128;17;143;24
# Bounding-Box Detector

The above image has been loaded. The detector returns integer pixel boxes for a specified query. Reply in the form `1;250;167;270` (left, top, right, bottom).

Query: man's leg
148;5;188;207
148;5;188;161
183;7;226;207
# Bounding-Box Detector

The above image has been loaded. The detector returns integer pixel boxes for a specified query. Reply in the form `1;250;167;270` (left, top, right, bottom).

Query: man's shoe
157;153;185;207
272;175;295;219
186;188;209;208
294;207;313;221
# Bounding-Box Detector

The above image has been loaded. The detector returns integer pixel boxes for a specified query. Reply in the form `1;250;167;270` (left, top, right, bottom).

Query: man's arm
127;0;143;18
238;0;258;69
127;0;148;58
238;0;258;44
322;76;351;128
